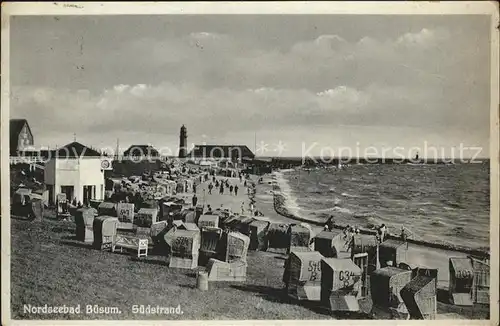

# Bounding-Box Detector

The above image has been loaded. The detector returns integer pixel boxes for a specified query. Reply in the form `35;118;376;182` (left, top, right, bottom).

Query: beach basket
448;257;474;306
75;207;97;242
248;220;270;251
134;208;158;228
379;239;408;268
116;203;135;224
314;230;343;258
199;227;223;266
287;224;312;254
284;251;324;301
370;266;412;313
320;258;362;312
267;222;291;251
167;229;201;269
198;214;219;229
400;275;437;320
470;256;490;304
98;202;117;217
222;231;250;263
93;216;119;250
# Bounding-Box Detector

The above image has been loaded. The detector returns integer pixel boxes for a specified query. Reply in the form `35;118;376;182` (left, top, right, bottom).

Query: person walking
241;202;245;215
250;202;254;216
208;183;213;195
229;185;234;195
192;194;198;207
220;183;224;195
193;183;197;193
234;184;239;196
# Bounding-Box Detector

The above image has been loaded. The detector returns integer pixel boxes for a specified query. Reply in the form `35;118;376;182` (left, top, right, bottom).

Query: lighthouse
178;125;188;158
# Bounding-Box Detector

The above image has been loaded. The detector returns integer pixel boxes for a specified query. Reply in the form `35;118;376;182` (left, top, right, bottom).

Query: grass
10;217;489;320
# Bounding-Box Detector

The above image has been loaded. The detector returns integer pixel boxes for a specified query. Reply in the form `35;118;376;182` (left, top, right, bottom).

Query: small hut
448;257;474;306
116;203;135;224
75;207;97;242
287;224;312;254
284;251;324;301
470;256;490;304
248;219;270;251
266;222;291;251
223;231;250;263
400;275;437;320
98;202;117;217
92;216;119;250
314;230;343;258
379;239;408;268
134;208;158;228
167;229;200;269
199;227;223;266
370;266;413;312
198;214;219;229
321;258;362;312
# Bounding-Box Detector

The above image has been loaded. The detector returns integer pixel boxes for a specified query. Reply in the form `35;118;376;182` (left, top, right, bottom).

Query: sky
10;15;492;158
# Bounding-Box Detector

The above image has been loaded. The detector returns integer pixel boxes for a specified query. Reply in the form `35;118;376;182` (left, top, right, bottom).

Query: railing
10;156;46;165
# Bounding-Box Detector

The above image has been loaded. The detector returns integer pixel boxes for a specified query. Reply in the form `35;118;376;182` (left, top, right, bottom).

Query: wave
341;192;362;198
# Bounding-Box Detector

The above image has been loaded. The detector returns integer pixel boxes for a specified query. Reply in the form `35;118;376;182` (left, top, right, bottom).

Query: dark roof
188;145;255;159
10;119;32;153
123;145;160;157
54;142;101;158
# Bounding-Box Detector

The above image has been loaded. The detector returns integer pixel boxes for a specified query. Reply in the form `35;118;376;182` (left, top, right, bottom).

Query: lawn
9;217;489;320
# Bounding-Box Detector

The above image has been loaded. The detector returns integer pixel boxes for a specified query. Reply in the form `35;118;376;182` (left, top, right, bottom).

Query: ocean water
280;163;490;250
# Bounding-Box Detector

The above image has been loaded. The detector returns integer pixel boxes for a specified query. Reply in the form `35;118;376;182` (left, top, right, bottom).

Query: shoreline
270;170;490;258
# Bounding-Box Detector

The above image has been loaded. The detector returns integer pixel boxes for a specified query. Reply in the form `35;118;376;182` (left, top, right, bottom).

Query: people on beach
215;180;219;187
219;184;224;195
249;203;255;216
378;224;387;242
229;185;234;195
234;185;239;196
241;202;245;215
192;194;198;207
193;184;197;193
207;205;212;214
213;176;216;183
244;180;247;187
239;174;243;182
208;183;213;194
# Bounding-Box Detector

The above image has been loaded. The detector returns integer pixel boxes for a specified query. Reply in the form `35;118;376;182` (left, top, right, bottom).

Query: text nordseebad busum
23;304;122;315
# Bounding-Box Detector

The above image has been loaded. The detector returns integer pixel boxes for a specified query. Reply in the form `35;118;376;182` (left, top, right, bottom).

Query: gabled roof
123;145;160;156
54;142;101;158
10;119;33;153
188;144;255;159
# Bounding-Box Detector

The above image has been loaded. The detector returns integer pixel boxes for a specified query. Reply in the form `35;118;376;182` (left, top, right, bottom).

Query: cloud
10;22;489;151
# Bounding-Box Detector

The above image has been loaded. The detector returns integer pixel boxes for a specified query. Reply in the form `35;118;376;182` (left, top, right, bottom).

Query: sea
277;162;490;250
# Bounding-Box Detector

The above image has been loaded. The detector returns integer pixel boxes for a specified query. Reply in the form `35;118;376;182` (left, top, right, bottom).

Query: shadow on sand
231;284;373;319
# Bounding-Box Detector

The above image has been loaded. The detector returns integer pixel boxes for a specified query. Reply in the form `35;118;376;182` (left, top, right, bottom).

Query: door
353;252;369;298
47;185;54;206
83;185;95;206
60;186;74;203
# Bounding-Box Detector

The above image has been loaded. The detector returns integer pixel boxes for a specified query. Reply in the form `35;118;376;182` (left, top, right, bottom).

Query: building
123;145;160;160
10;119;34;156
178;125;188;158
188;145;255;162
44;142;105;205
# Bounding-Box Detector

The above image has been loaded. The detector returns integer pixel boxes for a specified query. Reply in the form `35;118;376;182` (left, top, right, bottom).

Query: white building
44;142;107;205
